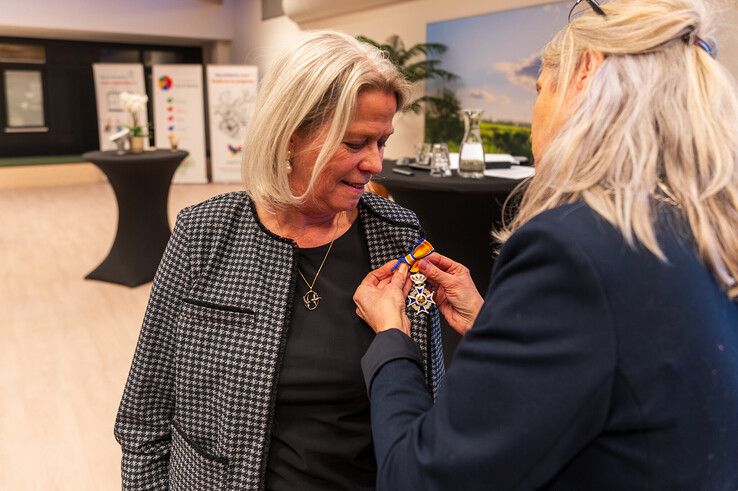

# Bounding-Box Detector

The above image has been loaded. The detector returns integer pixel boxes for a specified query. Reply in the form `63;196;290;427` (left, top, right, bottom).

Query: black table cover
375;161;527;362
83;149;188;287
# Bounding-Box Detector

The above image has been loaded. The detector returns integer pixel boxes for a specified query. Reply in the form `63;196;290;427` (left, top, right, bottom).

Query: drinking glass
430;143;451;177
415;142;432;166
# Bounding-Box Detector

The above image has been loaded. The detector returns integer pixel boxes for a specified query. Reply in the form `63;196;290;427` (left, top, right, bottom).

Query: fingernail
399;263;409;274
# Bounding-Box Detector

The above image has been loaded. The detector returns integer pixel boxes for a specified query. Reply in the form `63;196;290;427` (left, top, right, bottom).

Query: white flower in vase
119;91;149;137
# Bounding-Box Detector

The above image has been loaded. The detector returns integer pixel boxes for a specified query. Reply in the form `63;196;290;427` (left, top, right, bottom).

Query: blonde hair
242;30;410;208
497;0;738;299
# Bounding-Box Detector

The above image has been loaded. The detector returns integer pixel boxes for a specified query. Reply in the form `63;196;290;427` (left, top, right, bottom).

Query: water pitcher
459;109;485;178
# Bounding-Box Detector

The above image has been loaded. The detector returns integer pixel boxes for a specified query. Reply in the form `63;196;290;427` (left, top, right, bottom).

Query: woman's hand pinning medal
354;239;483;336
354;239;438;335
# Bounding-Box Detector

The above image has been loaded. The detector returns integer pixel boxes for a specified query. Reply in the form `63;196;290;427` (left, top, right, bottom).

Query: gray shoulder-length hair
242;30;411;208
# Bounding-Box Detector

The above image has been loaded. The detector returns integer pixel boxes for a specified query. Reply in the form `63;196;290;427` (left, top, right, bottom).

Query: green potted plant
356;34;458;113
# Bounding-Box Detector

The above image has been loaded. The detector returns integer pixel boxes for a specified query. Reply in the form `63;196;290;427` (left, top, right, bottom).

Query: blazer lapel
359;196;435;394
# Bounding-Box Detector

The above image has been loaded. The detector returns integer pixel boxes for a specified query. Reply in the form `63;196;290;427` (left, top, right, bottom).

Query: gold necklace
295;212;343;311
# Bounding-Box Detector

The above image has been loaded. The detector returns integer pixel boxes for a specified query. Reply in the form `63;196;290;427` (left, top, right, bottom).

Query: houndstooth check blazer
114;191;445;490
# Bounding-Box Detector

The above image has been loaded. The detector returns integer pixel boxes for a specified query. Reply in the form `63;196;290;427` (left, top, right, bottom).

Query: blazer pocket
174;300;255;450
169;422;228;490
181;297;254;316
175;298;255;374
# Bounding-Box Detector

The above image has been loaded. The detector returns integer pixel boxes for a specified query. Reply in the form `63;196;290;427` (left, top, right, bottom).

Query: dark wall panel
0;37;201;158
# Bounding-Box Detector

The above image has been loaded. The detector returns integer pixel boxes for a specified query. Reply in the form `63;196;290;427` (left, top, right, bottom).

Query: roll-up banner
152;64;208;184
92;63;148;151
206;65;258;183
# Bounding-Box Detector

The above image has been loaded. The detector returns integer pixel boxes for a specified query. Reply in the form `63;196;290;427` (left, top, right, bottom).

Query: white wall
714;2;738;79
231;0;559;158
231;0;738;159
283;0;415;23
0;0;236;45
230;1;303;69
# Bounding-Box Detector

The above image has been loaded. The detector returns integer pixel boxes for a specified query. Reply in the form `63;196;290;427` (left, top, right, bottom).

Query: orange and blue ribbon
393;238;435;273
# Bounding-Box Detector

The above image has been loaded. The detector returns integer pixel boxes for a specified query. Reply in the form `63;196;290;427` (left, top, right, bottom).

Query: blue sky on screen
426;1;570;124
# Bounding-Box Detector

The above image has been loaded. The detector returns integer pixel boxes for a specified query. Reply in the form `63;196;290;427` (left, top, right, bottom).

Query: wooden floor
0;180;242;489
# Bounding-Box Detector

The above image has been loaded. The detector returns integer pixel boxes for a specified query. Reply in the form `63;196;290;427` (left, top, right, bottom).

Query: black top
266;216;377;491
362;202;738;490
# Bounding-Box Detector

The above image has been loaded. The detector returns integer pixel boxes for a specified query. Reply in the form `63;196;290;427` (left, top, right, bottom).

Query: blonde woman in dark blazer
114;31;444;490
354;0;738;488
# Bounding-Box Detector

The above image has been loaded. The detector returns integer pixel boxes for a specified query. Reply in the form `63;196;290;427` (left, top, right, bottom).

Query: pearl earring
286;150;293;174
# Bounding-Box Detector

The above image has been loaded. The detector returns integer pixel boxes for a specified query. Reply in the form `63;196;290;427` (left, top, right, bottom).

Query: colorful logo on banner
158;75;173;90
227;144;242;157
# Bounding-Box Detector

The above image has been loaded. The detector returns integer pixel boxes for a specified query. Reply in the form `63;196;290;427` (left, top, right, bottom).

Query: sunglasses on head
568;0;607;22
567;0;717;58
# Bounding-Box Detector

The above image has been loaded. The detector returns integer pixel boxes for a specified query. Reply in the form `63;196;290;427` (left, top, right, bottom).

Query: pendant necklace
296;212;343;311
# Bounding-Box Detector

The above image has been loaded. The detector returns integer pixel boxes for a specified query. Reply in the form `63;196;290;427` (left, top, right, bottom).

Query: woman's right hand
417;253;484;335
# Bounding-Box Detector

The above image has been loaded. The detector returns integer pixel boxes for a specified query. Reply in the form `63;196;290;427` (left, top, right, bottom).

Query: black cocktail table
82;149;188;287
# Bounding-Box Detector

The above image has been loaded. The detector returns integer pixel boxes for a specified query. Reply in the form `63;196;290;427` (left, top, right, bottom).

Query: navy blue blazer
362;202;738;490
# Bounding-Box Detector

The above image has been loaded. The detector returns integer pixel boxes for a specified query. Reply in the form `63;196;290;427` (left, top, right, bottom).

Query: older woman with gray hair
114;31;444;490
354;0;738;488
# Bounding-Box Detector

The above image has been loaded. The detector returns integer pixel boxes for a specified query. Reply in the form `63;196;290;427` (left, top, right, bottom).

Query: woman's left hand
354;261;411;335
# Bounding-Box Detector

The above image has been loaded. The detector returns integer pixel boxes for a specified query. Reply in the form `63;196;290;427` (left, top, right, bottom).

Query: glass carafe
459;109;485;178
